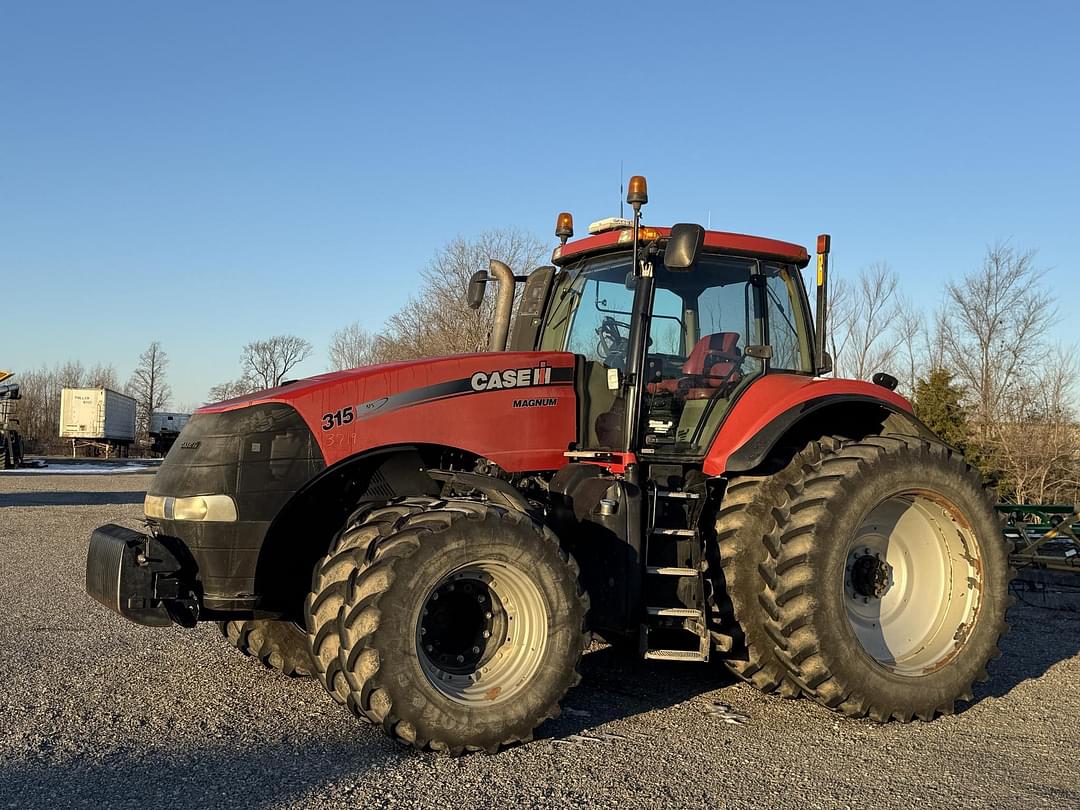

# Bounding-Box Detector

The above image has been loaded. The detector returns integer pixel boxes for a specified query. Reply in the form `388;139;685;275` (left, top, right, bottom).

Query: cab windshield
544;251;811;455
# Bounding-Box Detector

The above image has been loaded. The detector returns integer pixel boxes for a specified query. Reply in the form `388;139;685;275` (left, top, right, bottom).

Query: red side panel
198;352;578;472
702;374;914;476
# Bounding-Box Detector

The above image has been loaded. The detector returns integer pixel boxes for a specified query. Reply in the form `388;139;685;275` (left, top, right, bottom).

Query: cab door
639;256;769;457
558;258;639;450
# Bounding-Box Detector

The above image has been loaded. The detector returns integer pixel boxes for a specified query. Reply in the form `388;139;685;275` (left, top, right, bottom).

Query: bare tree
374;228;548;362
8;367;54;452
940;244;1053;437
922;307;950;374
825;276;854;370
206;377;256;403
58;360;85;389
242;335;313;388
830;262;903;380
85;363;119;390
127;342;171;439
992;346;1080;503
893;296;924;397
328;322;377;371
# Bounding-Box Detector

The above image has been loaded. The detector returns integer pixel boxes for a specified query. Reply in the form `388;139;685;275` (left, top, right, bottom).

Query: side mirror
664;223;705;272
872;371;898;391
466;271;488;310
819;351;833;375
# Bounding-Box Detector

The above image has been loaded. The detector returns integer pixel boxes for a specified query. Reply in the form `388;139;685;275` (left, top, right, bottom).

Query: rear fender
705;375;933;476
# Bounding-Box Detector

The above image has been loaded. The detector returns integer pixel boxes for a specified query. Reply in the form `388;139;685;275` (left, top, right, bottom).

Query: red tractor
87;177;1009;754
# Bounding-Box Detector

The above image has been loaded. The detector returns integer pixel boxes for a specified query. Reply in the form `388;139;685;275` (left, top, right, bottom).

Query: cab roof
551;226;810;269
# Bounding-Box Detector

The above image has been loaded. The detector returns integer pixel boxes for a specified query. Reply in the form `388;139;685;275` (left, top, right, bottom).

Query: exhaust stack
488;259;515;352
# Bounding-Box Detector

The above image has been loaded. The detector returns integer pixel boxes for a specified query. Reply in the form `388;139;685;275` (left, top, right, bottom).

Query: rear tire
336;500;590;754
760;435;1011;722
304;498;435;704
218;619;313;677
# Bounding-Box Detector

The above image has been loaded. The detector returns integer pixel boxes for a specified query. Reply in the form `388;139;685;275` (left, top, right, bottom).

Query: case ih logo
470;363;553;392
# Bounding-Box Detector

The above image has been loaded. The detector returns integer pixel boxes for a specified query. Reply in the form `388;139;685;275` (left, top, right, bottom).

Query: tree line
9;229;1077;506
829;243;1077;504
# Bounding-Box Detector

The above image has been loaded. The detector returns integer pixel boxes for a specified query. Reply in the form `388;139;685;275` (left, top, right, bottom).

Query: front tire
336;500;590;754
304;499;435;704
218;619;313;677
761;435;1011;722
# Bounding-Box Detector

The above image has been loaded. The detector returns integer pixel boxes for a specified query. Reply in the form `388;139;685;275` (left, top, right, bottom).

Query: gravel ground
1;473;1077;810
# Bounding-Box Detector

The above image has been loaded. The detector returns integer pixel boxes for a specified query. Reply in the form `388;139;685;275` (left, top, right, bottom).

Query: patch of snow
0;463;160;474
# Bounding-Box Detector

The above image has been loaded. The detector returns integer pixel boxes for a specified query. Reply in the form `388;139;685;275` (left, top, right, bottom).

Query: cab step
644;648;708;662
646;565;699;576
651;527;696;537
654;490;701;500
646;606;703;618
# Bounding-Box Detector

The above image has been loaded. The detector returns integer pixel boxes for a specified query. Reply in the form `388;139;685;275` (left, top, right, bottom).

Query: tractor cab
539;228;814;460
497;177;819;468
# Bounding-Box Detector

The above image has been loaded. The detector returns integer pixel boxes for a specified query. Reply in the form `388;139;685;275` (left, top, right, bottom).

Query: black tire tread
337;499;590;755
303;497;437;704
218;619;313;678
759;434;1010;722
711;438;843;698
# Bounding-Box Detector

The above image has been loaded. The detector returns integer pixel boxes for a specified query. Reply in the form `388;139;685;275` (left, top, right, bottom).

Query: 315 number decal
321;406;354;431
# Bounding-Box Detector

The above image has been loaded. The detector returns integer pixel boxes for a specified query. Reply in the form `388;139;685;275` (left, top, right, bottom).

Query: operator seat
649;332;744;400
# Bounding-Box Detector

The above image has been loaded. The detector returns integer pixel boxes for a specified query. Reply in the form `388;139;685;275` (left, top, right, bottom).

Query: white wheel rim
416;559;548;706
843;492;983;676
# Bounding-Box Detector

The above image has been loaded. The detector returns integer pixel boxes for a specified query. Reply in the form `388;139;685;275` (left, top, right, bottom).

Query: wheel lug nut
426;645;433;652
482;630;490;639
448;584;455;592
456;655;464;663
484;611;492;619
472;646;480;654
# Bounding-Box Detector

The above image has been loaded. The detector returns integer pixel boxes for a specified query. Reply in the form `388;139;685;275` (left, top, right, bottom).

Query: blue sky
3;2;1077;406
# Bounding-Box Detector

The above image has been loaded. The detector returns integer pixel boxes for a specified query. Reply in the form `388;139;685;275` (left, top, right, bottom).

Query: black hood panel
149;404;324;522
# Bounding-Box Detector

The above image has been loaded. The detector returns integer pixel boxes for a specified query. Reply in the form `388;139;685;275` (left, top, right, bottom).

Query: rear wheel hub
843;492;983;676
848;552;892;600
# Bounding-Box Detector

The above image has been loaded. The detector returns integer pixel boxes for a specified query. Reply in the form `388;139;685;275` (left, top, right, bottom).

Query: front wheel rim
843;491;983;677
416;559;548;706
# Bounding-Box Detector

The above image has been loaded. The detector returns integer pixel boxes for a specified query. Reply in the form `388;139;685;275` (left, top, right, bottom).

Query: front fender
704;374;930;476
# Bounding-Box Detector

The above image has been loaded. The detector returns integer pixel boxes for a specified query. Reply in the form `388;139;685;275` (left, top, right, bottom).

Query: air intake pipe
487;259;515;352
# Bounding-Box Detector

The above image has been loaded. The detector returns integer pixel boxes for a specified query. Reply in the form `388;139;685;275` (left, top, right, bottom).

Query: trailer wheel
336;500;589;754
710;439;841;697
218;619;313;677
304;498;436;704
760;435;1011;721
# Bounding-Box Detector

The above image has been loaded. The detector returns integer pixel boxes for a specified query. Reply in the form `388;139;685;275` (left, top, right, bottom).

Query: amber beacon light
555;212;574;244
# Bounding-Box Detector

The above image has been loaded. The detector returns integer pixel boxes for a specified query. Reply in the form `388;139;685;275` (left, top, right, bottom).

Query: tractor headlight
144;494;238;522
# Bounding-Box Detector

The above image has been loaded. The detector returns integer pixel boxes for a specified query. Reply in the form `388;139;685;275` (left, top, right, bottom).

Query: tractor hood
196;352;579;472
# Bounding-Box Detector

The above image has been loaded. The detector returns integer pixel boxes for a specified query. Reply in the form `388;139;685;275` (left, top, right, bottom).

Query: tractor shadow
0;491;146;507
536;642;736;740
970;601;1080;704
0;730;395;810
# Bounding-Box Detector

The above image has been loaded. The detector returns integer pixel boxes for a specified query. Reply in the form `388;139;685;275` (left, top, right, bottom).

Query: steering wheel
596;316;630;367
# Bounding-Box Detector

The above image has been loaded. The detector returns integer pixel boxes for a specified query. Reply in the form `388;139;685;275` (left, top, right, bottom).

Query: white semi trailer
60;388;136;457
149;411;191;456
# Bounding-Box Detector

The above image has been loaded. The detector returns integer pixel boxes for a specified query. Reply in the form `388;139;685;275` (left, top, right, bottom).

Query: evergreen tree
913;367;970;450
